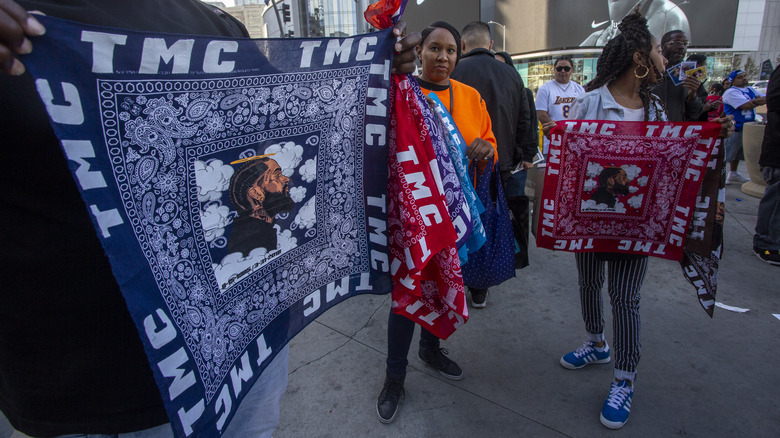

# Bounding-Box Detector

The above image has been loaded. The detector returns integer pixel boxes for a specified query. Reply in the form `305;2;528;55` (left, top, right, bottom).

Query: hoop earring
634;64;649;79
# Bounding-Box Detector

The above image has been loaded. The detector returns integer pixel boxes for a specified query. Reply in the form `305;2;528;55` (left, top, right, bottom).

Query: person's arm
520;88;538;166
514;79;533;168
682;77;704;120
724;88;766;111
712;114;735;138
0;0;46;75
536;109;553;125
737;93;767;111
535;84;553;125
704;95;722;115
466;97;497;163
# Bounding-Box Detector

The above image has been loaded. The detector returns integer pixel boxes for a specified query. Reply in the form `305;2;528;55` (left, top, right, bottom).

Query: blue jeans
29;346;290;438
754;167;780;250
724;131;744;163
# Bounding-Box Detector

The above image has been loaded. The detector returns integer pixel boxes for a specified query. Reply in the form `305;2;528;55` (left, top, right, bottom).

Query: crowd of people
0;0;777;436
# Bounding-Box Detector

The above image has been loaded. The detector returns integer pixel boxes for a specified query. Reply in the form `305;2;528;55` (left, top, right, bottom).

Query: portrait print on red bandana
580;159;655;215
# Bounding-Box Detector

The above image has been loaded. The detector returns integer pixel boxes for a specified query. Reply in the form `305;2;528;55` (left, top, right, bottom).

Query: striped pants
575;252;649;381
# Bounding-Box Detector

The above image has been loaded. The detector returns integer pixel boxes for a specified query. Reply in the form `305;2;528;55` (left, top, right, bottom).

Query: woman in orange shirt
415;21;498;164
376;21;498;425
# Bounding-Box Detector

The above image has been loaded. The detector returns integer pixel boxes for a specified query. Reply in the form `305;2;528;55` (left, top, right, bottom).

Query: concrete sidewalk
1;169;778;437
276;175;780;437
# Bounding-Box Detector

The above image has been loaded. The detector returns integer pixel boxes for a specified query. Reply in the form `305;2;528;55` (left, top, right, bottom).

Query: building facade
405;0;780;92
205;1;267;37
217;0;778;89
262;0;379;38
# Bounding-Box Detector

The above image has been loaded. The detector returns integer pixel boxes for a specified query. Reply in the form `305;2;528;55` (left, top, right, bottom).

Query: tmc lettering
302;275;374;317
35;79;124;238
144;309;274;435
299;35;378;68
668;205;691;247
402;296;465;329
366;61;391;147
81;30;238;74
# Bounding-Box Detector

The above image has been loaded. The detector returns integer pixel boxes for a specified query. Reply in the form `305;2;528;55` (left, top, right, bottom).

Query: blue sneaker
600;380;633;429
560;340;611;369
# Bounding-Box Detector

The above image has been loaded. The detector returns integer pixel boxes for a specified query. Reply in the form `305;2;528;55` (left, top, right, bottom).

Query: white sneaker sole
726;175;748;184
559;355;611;370
754;249;780;266
376;394;404;424
377;405;397;424
600;413;628;429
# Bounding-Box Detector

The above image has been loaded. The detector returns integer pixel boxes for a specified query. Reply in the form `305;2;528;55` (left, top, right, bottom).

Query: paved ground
2;165;779;437
276;169;780;437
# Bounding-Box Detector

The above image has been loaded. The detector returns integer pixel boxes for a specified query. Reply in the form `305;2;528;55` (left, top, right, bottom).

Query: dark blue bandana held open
22;15;394;437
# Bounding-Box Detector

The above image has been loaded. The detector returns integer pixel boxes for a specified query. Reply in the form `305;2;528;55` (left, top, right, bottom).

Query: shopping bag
462;161;516;289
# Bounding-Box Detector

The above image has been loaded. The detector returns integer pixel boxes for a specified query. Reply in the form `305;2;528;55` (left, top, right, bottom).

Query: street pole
488;20;506;52
270;0;286;37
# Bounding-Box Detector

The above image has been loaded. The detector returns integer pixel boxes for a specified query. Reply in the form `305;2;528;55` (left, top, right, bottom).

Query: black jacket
451;48;533;172
760;65;780;169
653;73;704;122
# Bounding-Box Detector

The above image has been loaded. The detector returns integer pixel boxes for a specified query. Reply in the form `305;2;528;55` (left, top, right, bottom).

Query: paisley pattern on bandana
22;15;396;437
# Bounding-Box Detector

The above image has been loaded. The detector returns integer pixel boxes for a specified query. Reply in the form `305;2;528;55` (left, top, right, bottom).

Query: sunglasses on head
556;66;571;72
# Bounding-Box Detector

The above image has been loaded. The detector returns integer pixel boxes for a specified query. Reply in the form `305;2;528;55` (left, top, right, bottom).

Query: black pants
385;311;440;380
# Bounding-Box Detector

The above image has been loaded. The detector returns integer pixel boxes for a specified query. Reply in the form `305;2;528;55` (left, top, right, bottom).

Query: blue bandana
23;15;395;438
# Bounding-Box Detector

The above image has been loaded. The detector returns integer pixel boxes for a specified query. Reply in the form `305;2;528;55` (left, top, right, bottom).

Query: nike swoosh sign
592;20;609;28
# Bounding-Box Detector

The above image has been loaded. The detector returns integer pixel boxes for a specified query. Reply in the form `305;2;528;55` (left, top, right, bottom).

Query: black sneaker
376;375;405;424
470;288;488;308
418;346;463;380
754;246;780;266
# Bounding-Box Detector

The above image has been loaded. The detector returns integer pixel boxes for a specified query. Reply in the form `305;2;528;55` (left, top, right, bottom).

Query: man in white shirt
536;56;586;156
722;69;766;183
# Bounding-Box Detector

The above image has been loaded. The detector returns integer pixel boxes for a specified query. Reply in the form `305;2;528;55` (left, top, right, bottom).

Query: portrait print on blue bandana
195;133;321;292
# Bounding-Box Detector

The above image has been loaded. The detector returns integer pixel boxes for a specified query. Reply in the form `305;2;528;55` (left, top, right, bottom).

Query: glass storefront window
512;51;740;97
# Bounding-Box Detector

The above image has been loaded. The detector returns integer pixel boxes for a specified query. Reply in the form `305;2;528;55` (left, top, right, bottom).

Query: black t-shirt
0;1;247;436
760;65;780;169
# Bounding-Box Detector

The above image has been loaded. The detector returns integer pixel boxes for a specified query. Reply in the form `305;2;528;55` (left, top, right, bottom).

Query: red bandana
537;120;726;316
537;120;721;261
387;75;467;339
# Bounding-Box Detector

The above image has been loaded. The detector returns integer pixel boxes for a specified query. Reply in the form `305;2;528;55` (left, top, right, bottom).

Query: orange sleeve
420;80;498;166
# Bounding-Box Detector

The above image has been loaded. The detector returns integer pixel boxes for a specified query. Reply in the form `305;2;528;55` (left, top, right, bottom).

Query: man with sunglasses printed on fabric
536;56;586;156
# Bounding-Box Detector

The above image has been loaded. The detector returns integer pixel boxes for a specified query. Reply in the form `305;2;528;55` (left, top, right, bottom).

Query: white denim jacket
569;84;668;122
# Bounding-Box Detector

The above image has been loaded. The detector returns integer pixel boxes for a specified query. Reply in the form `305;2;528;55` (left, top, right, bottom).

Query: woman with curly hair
556;9;667;430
